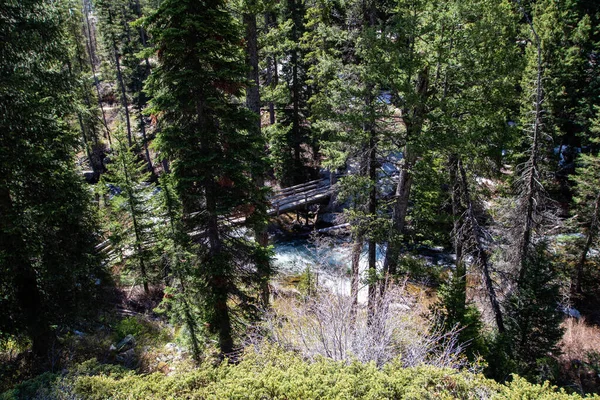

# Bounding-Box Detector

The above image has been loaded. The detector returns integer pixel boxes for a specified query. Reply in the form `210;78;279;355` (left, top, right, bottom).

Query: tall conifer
146;0;271;355
0;0;101;356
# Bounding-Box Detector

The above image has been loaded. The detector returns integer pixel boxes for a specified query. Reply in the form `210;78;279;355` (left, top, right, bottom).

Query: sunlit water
272;238;387;303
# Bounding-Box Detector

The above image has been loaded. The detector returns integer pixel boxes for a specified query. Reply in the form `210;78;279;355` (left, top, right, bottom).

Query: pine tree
263;0;314;186
572;109;600;296
100;130;156;293
65;0;106;179
95;0;135;147
241;0;272;308
502;243;564;381
304;0;398;316
145;0;272;355
0;0;102;356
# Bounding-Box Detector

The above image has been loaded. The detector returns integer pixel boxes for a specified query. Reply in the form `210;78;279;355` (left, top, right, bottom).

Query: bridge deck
96;177;336;253
268;177;332;216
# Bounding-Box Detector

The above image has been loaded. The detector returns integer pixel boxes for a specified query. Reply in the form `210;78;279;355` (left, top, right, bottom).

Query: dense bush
2;347;595;399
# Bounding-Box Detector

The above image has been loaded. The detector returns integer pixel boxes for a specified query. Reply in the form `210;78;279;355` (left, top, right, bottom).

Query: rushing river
271;236;456;303
272;237;387;303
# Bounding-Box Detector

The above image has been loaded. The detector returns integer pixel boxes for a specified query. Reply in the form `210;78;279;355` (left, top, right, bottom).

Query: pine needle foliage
0;0;102;355
145;0;272;356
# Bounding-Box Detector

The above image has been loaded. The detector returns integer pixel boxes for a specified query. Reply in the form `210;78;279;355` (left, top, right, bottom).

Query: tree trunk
205;183;234;355
134;0;153;172
449;154;467;318
264;13;277;125
381;146;415;284
575;190;600;295
381;67;428;286
83;0;112;145
289;0;303;183
457;159;505;333
517;19;544;285
108;9;133;147
367;129;378;322
350;233;363;322
245;8;270;308
120;146;150;293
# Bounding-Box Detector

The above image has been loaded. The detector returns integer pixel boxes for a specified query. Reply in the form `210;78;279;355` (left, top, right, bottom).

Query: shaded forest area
2;0;600;397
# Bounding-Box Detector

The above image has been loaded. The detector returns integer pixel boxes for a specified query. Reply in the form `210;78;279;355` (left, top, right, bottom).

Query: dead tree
514;6;552;285
452;157;505;333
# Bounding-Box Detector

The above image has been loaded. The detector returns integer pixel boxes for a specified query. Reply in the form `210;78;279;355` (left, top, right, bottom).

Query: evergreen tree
95;0;135;147
500;243;564;382
100;130;156;293
241;0;272;308
145;0;272;355
0;0;102;356
65;0;107;179
263;0;314;185
572;109;600;297
305;0;398;315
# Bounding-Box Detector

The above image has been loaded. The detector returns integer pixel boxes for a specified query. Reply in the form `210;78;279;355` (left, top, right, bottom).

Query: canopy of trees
2;0;600;395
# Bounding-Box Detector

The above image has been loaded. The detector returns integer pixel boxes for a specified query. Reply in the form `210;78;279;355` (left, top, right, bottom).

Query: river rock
115;348;135;364
82;170;96;183
320;212;338;224
116;334;136;352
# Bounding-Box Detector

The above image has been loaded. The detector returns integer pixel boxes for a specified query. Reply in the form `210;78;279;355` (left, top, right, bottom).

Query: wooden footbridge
267;177;334;216
96;176;337;254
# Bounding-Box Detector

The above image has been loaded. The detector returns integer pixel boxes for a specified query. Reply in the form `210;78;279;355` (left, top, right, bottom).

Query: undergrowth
1;346;596;400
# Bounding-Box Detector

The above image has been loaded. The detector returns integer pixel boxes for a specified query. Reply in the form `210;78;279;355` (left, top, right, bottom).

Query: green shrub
3;346;596;399
114;317;148;341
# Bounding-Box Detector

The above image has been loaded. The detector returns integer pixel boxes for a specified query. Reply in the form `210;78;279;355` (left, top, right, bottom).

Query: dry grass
558;318;600;394
560;318;600;363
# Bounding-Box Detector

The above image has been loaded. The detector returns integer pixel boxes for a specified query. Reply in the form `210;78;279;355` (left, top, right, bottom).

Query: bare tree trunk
517;12;544;285
83;0;112;145
108;9;133;147
457;159;504;333
575;190;600;295
350;233;363;322
245;8;271;308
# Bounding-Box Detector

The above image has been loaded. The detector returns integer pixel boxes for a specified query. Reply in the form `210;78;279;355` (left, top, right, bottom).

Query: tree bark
381;67;428;286
245;8;271;308
289;0;303;183
367;127;378;322
350;233;363;322
382;146;414;278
